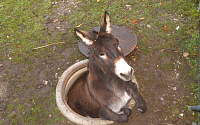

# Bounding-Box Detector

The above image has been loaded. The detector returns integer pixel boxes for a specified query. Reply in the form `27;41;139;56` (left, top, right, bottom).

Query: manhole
78;25;137;57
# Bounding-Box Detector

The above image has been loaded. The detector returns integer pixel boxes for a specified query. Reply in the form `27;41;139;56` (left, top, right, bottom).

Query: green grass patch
0;0;57;62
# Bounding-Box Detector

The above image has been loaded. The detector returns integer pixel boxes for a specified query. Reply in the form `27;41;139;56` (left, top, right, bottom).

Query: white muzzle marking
115;58;134;81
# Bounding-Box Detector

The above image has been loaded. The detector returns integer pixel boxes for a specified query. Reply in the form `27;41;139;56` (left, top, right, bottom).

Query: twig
33;42;65;50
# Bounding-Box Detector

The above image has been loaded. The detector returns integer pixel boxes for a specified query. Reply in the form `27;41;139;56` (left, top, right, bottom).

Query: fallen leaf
132;20;139;24
160;49;165;52
97;0;100;2
53;19;58;23
159;3;164;5
132;20;137;23
147;4;150;8
183;52;189;57
135;45;139;49
124;17;128;19
195;46;198;49
18;45;22;48
74;1;81;5
76;24;83;27
139;17;145;20
194;52;199;56
171;43;173;48
164;25;168;31
101;15;103;18
87;15;89;17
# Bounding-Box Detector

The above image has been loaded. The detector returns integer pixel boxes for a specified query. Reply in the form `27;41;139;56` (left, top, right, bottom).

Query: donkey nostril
131;68;134;74
120;73;126;77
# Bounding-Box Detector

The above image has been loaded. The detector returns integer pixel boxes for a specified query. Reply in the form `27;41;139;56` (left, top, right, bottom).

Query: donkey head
74;11;134;81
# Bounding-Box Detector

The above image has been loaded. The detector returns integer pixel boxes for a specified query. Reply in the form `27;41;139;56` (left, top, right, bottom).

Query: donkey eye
99;53;106;59
99;53;105;56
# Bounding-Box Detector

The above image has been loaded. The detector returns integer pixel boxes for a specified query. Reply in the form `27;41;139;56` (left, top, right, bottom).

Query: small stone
55;73;58;78
49;114;52;117
172;87;177;90
179;113;184;117
173;101;177;105
176;26;180;30
147;24;152;28
44;81;48;85
0;64;3;67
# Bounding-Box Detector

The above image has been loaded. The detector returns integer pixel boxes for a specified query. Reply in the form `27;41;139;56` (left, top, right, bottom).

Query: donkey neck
88;56;114;82
88;55;126;93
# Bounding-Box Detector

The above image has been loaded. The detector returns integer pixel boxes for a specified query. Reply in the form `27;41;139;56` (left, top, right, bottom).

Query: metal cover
78;25;137;57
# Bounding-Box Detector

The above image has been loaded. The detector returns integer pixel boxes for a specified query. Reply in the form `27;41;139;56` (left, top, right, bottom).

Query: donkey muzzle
115;58;134;81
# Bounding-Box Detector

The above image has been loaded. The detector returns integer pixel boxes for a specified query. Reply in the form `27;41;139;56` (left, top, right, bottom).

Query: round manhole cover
78;25;137;57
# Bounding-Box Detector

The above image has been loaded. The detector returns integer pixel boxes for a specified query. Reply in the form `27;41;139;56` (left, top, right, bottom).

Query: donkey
67;11;147;123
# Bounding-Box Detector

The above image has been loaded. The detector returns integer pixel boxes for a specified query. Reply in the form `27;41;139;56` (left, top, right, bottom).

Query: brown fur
67;11;146;123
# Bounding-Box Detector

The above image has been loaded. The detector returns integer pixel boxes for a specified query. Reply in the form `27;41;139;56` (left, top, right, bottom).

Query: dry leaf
159;3;164;5
76;24;83;28
194;52;199;56
160;49;165;52
97;0;100;2
87;15;89;17
18;45;22;48
53;19;58;23
183;52;189;57
135;45;139;49
139;17;145;20
171;43;173;48
164;25;168;31
101;15;103;18
132;20;138;24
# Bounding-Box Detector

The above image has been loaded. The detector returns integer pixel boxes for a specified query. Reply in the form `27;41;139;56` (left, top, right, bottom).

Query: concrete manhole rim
56;59;114;125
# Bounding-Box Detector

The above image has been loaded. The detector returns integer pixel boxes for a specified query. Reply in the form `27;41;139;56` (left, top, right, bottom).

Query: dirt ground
0;0;198;125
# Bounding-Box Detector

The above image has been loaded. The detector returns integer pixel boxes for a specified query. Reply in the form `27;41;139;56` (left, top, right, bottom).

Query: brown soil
0;1;197;125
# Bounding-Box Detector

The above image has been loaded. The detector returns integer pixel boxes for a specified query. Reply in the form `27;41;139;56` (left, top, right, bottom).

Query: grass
0;0;199;124
1;0;198;62
0;0;58;62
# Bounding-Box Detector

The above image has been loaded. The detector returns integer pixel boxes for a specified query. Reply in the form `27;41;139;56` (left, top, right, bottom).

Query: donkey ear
74;28;93;45
100;11;111;33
